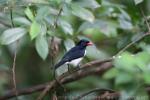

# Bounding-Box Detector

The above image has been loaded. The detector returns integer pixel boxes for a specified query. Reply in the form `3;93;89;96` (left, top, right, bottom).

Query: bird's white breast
66;50;86;67
84;50;86;56
69;57;83;66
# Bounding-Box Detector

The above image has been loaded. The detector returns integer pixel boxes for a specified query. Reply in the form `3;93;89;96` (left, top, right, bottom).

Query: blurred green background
0;0;150;100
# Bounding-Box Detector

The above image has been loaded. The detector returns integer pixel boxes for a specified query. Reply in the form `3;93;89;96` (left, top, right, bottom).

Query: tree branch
1;30;150;100
73;88;115;100
115;32;150;56
37;31;150;99
0;58;113;100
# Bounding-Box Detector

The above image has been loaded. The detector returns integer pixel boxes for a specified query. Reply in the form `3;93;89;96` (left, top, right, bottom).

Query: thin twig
115;32;150;56
10;8;18;100
53;6;63;29
10;8;15;27
73;88;115;100
139;7;150;32
115;6;150;57
12;49;18;100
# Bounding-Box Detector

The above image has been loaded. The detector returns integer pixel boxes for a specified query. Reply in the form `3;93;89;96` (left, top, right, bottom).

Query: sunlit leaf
1;28;27;45
86;46;109;59
143;71;150;84
30;21;40;40
35;35;49;60
36;6;50;20
25;7;34;21
118;17;133;30
115;73;133;85
73;0;101;9
71;4;95;22
78;19;118;37
134;0;143;5
119;18;133;30
117;36;131;49
58;19;73;35
64;39;75;51
103;68;119;79
131;32;144;43
118;9;133;30
45;15;55;26
114;52;137;72
40;22;47;35
119;8;131;21
13;17;31;26
135;52;150;70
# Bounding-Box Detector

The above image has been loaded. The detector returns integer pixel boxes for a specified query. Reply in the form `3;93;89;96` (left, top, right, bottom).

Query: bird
53;39;93;90
54;39;93;71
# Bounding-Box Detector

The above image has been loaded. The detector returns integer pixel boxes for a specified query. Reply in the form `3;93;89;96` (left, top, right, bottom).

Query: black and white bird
54;39;93;71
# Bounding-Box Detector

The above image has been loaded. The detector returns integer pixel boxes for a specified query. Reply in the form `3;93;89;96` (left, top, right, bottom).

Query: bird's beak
87;42;93;46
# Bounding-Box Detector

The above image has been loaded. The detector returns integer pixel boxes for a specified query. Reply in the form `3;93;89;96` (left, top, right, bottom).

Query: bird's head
77;39;93;47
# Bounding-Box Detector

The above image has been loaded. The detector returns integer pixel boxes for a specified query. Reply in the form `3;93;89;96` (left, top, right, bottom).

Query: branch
36;58;113;100
37;31;150;99
115;32;150;56
139;7;150;32
53;6;63;29
1;30;150;100
10;8;18;100
73;88;115;100
1;31;149;100
0;58;113;100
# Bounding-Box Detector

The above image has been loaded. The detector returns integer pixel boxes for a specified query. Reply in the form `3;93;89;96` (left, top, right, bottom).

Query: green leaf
86;46;108;59
117;36;130;49
135;52;150;70
25;7;34;21
40;22;47;36
30;21;40;40
115;73;133;85
114;52;137;72
118;9;133;30
64;39;75;51
1;27;27;45
58;19;73;35
78;19;118;37
143;71;150;84
71;4;95;22
73;0;101;9
119;18;133;30
13;17;31;26
36;6;50;21
134;0;143;5
103;68;119;79
35;35;49;60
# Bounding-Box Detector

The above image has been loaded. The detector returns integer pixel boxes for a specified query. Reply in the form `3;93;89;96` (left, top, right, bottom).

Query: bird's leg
73;63;81;72
67;64;72;74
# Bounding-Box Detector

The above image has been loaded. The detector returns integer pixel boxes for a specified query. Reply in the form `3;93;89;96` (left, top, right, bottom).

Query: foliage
0;0;150;99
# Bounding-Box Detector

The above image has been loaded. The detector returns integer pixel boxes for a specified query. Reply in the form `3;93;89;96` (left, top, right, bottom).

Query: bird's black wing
54;46;85;69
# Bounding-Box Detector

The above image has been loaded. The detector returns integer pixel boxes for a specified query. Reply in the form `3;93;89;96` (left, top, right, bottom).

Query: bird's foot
73;67;81;72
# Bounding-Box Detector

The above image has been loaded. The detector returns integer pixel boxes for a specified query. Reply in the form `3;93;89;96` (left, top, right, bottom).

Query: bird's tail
53;61;66;92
